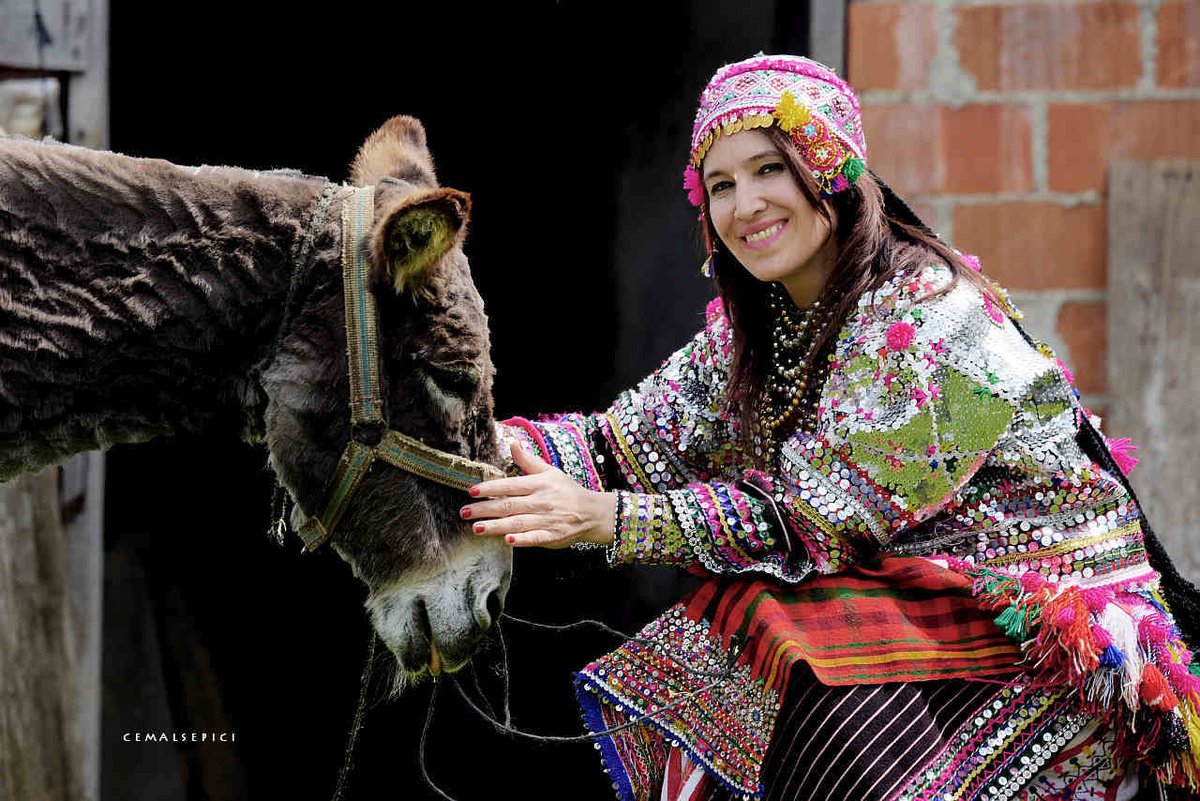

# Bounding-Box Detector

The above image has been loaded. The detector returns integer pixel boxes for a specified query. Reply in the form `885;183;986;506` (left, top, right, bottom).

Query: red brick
952;202;1106;290
1048;101;1200;192
1157;1;1200;88
848;4;938;91
1056;301;1107;394
864;103;1032;195
956;4;1142;91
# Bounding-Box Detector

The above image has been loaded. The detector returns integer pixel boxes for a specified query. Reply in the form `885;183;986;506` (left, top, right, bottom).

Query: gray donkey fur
0;116;510;682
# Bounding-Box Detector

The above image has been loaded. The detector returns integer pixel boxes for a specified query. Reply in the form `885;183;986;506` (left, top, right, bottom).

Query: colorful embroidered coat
499;264;1200;801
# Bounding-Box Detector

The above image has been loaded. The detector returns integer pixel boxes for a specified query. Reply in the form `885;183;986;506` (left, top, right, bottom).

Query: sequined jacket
499;263;1140;589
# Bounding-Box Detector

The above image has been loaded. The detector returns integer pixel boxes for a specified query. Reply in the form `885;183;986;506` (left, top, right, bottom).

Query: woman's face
702;129;836;304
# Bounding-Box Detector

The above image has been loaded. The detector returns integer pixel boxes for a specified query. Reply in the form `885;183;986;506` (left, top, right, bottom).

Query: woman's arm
468;267;1034;581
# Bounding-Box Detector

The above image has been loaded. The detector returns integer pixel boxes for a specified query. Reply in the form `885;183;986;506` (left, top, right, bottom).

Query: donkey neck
0;137;342;479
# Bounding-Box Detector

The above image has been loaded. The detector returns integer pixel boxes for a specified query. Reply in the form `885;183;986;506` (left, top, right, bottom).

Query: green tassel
842;157;865;184
994;604;1029;640
1190;661;1200;679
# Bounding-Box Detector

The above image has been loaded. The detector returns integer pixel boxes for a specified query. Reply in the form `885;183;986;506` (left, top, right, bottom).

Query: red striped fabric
689;556;1021;692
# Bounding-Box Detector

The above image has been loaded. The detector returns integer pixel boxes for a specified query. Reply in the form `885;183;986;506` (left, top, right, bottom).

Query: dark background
101;3;813;799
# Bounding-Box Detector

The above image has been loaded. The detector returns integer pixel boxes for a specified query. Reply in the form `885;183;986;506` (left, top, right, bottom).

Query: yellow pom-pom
772;92;810;133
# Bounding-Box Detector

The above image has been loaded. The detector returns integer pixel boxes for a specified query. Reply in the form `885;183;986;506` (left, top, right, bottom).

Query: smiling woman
466;53;1200;801
701;130;836;306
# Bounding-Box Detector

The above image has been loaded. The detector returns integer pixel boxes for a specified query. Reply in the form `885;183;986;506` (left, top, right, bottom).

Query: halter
296;186;504;553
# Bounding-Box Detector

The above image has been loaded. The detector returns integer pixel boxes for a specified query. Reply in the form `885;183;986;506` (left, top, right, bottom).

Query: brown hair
703;126;995;443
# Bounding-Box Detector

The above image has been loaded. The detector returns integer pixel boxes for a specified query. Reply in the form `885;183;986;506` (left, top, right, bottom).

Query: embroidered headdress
684;54;867;205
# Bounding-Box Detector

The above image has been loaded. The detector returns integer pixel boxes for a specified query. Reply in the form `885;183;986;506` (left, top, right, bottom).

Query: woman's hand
462;444;617;549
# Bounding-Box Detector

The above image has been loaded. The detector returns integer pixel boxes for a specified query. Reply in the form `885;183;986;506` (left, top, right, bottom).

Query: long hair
705;126;996;443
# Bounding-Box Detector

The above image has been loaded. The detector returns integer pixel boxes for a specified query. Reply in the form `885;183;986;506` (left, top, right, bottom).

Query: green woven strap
297;441;377;552
297;185;505;552
377;430;504;492
342;186;384;427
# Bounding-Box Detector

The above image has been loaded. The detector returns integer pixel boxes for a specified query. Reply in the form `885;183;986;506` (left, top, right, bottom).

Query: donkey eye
425;362;481;394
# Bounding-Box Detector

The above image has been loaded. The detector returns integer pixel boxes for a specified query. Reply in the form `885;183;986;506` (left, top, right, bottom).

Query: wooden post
0;2;108;799
0;468;88;800
1107;160;1200;581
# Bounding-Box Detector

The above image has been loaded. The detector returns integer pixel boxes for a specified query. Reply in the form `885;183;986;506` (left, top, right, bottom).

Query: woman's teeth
745;222;783;242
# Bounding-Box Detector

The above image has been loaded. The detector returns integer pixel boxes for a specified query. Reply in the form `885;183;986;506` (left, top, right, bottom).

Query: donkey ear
370;187;471;294
350;115;438;188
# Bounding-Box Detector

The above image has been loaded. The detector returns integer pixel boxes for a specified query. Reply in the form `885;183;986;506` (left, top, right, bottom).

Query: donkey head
262;116;509;690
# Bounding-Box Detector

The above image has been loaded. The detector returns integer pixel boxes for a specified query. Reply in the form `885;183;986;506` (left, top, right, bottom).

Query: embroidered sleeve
605;479;810;581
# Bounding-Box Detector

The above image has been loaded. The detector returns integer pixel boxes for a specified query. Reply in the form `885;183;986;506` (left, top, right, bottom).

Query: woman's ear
370;187;471;294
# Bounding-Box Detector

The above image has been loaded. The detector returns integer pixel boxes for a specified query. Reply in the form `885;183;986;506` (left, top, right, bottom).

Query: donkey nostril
415;599;433;644
485;588;503;626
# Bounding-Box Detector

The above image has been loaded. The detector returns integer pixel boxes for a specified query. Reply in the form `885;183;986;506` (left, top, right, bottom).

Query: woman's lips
740;220;787;250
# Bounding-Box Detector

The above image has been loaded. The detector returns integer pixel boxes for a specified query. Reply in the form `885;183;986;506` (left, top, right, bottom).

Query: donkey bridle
295;186;503;552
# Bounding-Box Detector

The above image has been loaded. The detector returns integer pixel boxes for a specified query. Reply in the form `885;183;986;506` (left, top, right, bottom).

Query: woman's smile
741;219;788;248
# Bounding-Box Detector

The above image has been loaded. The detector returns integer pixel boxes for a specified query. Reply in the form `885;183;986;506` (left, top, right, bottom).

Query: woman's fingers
510;443;552;474
462;496;544;521
468;446;552;500
470;514;545;537
469;473;539;499
505;529;568;548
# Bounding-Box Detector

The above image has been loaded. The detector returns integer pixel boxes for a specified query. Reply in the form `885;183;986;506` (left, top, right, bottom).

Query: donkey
0;116;508;688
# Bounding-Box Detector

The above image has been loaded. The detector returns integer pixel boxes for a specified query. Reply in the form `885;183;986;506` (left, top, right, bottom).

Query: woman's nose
733;185;767;219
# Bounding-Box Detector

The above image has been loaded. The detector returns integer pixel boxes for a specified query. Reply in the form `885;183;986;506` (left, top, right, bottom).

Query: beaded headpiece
683;54;867;207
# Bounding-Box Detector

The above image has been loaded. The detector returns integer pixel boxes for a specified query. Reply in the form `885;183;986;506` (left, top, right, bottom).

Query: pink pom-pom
1081;587;1113;613
705;296;725;323
1090;623;1114;650
961;252;983;272
1139;613;1173;646
1020;572;1047;593
683;165;705;207
1055;604;1077;627
1164;659;1200;700
1107;437;1140;477
885;321;915;352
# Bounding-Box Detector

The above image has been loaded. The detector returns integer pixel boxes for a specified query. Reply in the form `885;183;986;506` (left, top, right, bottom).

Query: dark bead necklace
754;283;832;467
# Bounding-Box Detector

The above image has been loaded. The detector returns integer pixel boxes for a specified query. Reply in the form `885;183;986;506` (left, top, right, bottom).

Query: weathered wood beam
1108;160;1200;581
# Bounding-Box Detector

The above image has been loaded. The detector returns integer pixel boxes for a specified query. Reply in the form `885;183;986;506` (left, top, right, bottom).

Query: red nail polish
468;487;481;497
460;507;472;519
473;523;485;534
506;535;515;544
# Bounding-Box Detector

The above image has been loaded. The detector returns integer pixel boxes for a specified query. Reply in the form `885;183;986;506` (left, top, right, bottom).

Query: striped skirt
665;662;1143;801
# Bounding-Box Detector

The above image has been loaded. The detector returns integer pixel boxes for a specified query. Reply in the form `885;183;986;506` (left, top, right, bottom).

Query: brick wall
847;0;1200;425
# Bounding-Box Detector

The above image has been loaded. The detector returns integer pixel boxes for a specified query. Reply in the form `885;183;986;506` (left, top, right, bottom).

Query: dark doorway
103;3;817;799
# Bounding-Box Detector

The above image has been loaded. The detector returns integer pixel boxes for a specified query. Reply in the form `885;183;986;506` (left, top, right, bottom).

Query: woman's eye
760;162;785;175
709;180;733;194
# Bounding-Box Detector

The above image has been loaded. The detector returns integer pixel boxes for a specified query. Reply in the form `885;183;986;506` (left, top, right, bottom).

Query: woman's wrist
583;491;617;546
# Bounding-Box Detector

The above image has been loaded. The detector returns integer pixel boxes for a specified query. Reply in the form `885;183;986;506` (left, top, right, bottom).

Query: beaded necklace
754;284;833;468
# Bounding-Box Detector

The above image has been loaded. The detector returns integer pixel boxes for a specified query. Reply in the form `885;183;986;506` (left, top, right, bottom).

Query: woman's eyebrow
703;151;783;181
